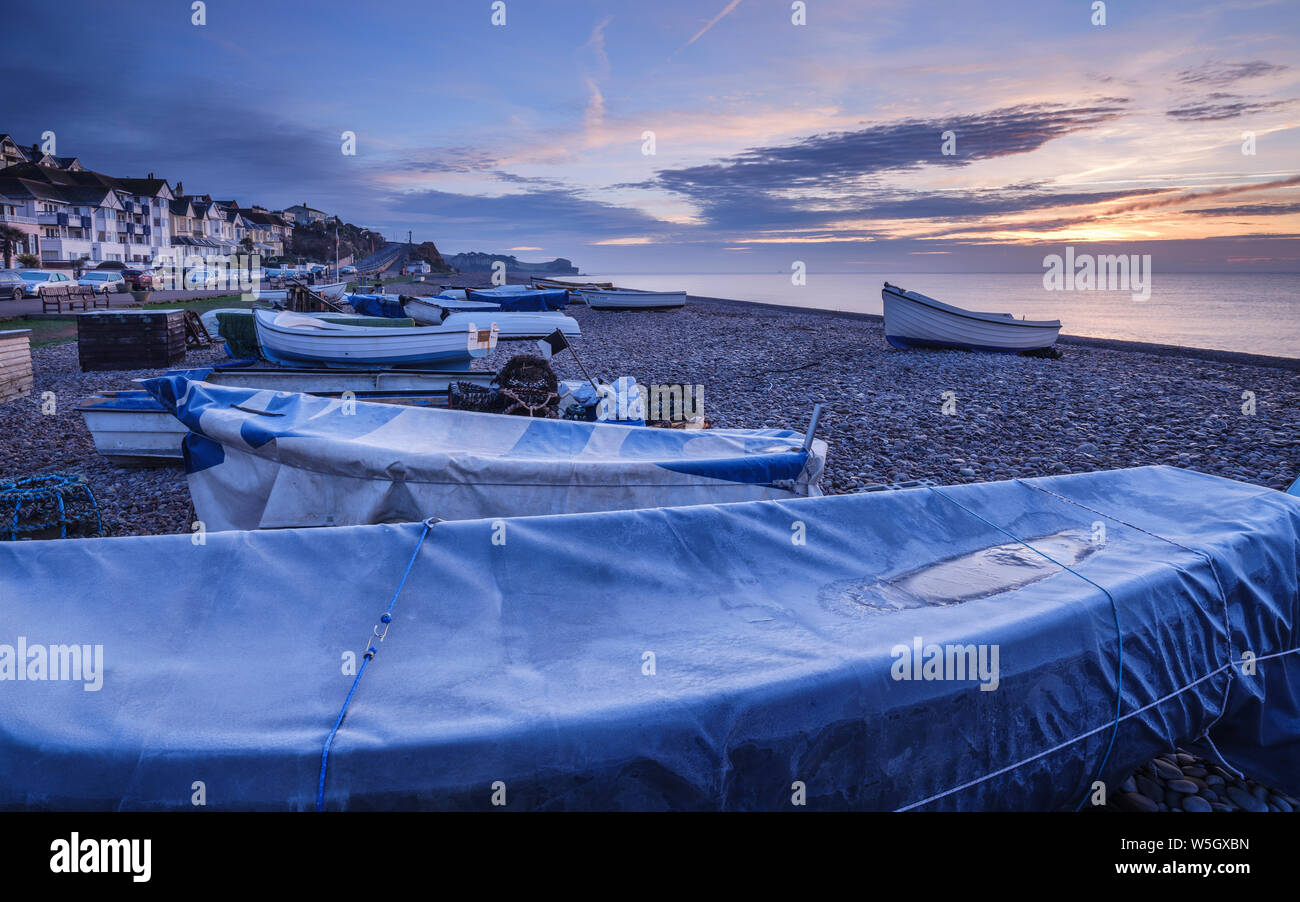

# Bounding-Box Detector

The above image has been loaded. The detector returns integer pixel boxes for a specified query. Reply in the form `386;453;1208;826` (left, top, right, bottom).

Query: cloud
1097;175;1300;216
674;0;744;55
1183;202;1300;216
1166;92;1291;121
385;186;673;244
651;101;1129;199
1176;60;1289;87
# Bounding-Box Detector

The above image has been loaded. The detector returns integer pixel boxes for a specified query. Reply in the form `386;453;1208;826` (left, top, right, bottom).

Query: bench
40;284;109;313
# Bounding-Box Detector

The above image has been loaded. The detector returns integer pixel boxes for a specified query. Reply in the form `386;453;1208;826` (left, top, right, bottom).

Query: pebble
1182;795;1213;813
1153;759;1184;781
1167;778;1200;794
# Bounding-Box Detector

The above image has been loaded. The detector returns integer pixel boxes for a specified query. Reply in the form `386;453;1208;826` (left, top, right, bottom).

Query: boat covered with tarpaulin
466;286;569;311
0;466;1296;810
143;376;828;530
77;363;494;465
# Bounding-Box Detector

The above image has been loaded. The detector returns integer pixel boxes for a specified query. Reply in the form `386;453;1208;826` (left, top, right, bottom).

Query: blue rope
925;487;1125;811
316;519;433;812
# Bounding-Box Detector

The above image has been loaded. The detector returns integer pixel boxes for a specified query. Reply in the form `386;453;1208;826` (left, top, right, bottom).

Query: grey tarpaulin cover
0;466;1296;809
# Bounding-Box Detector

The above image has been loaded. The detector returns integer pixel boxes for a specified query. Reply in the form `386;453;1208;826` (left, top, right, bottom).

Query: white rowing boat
881;282;1061;352
580;288;687;309
247;281;348;305
253;308;497;368
77;365;496;465
405;295;581;339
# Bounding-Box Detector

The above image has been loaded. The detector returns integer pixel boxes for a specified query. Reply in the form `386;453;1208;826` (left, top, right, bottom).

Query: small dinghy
881;282;1061;352
580;288;687;310
466;286;570;311
405;294;581;339
77;363;494;465
143;376;827;530
248;281;348;305
253;308;498;368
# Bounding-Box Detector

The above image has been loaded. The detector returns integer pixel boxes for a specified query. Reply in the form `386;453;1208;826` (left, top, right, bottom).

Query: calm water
586;272;1300;358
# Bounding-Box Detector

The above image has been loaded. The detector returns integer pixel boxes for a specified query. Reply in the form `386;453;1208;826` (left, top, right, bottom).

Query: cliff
445;252;578;274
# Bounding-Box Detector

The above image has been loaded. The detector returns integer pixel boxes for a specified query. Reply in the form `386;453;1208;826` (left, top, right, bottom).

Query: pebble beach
1;289;1297;812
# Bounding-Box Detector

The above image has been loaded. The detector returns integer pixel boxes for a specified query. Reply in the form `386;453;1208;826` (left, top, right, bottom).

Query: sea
585;272;1300;359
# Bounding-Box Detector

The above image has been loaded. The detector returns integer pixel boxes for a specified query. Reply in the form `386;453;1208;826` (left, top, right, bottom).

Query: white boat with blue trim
253;308;498;368
404;294;581;339
882;282;1061;352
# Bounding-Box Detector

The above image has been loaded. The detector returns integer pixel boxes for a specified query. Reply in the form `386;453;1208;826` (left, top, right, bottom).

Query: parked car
79;271;127;293
0;270;27;301
339;265;357;275
18;270;73;297
120;268;154;290
184;269;224;289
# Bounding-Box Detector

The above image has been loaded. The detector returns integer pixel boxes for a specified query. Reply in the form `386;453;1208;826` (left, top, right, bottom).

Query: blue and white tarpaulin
0;466;1296;810
467;287;568;311
142;376;827;531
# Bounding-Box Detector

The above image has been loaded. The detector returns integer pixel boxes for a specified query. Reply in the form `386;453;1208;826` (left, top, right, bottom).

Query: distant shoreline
685;293;1300;372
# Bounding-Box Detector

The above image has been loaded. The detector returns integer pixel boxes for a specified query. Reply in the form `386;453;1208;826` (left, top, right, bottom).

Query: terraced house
0;162;173;267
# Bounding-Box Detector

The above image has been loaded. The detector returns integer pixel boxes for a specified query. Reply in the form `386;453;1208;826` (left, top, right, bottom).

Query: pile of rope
1;473;104;541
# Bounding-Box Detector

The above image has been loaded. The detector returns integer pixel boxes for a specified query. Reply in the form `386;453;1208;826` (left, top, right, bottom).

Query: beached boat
881;282;1061;352
467;286;569;311
248;281;348;305
405;295;581;339
142;376;827;530
253;308;498;368
580;288;687;310
531;277;613;290
3;466;1297;810
77;363;495;465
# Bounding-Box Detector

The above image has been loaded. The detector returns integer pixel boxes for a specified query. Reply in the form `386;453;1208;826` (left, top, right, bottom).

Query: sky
4;0;1299;272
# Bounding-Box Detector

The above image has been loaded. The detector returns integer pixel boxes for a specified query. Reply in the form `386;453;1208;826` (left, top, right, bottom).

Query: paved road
0;288;256;318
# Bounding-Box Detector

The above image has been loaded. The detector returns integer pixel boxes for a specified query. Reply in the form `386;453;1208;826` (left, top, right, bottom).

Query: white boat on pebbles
254;308;498;368
881;282;1061;352
248;281;348;306
405;295;581;339
77;365;494;466
580;288;687;310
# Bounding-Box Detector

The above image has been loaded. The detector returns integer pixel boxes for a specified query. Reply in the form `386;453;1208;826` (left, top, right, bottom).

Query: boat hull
882;284;1060;352
79;365;491;465
254;308;497;368
581;289;687;309
406;296;581;339
248;281;347;305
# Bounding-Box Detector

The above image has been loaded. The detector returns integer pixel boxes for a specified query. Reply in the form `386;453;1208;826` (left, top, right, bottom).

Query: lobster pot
0;329;33;403
77;310;186;372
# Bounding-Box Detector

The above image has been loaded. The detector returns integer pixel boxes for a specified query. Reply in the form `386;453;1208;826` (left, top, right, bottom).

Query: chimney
176;181;183;196
30;143;39;158
147;172;154;180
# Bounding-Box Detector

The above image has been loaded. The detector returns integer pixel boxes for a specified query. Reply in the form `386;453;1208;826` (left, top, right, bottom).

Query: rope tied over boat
316;517;439;812
921;486;1125;812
